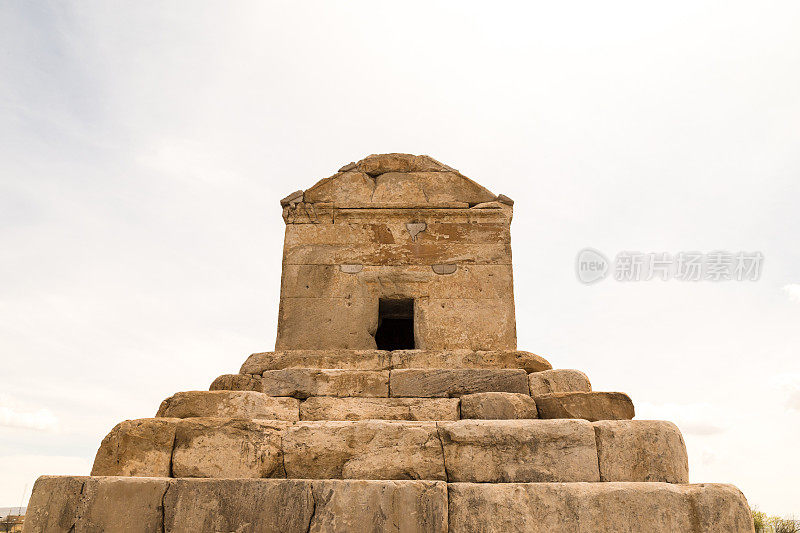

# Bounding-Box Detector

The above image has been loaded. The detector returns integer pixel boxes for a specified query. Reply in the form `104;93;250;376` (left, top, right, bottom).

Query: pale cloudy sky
2;1;799;517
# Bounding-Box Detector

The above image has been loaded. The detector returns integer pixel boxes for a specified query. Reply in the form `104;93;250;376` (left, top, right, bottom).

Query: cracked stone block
447;482;755;533
300;397;459;421
309;480;447;533
390;350;551;372
164;478;314;533
156;390;299;421
24;476;169;533
172;418;290;478
536;392;634;421
241;350;392;373
209;373;263;392
91;418;179;477
593;420;689;483
261;369;389;398
282;421;445;480
528;369;591;396
438;419;600;482
390;369;529;397
460;392;538;420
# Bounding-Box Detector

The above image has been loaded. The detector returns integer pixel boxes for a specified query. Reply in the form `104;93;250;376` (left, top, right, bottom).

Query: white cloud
0;396;59;432
783;284;800;303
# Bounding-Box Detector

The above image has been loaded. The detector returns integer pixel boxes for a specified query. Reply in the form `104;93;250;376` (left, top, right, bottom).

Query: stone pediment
291;153;510;209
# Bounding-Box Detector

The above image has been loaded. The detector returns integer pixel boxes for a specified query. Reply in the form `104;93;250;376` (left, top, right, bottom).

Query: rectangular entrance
375;298;415;350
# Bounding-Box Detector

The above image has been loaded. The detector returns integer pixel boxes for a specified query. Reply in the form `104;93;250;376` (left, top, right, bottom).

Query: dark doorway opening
375;298;415;350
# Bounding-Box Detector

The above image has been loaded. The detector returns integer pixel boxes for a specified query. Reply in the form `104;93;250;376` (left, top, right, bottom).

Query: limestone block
309;480;448;533
23;476;169;533
282;421;445;480
156;390;299;421
241;350;392;373
279;264;514;300
536;392;635;421
172;418;289;478
691;483;756;533
415;297;516;350
371;172;430;206
356;153;449;175
164;478;314;533
300;397;459;421
276;296;378;350
91;418;179;477
304;171;375;205
391;350;551;372
209;373;262;392
460;392;538;420
593;420;689;483
437;420;600;482
76;477;169;532
447;482;755;533
22;476;85;532
390;369;529;397
528;369;591;396
261;369;389;398
371;171;495;207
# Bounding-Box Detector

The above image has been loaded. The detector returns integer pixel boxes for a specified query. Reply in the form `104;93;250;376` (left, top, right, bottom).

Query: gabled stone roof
283;153;513;209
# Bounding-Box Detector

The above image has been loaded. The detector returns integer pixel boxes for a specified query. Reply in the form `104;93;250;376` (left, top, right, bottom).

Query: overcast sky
1;1;799;517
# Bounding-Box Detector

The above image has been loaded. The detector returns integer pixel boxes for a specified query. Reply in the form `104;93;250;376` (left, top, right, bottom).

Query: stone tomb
24;154;754;532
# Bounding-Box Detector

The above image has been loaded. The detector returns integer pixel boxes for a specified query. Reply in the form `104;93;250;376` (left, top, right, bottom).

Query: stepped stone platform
24;154;754;532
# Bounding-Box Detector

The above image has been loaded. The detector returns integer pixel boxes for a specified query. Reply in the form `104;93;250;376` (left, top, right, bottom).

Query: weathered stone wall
276;208;517;350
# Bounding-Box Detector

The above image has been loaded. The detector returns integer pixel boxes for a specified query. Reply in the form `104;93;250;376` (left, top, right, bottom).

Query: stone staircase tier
23;476;754;533
240;349;552;374
91;418;688;484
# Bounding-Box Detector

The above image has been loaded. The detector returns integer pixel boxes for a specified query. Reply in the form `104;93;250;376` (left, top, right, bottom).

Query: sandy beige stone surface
390;368;529;397
460;392;538;420
391;350;550;372
309;480;447;533
261;369;389;398
164;478;314;532
447;482;754;533
536;391;635;421
172;418;290;478
528;369;591;396
282;421;445;480
593;420;689;483
241;350;392;373
23;476;169;533
209;373;262;392
437;419;600;482
300;396;459;421
91;418;179;477
156;390;299;421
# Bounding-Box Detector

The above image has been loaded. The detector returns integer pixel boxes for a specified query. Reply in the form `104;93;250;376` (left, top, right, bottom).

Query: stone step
528;368;592;395
459;392;538;420
299;397;460;421
536;391;635;421
240;349;552;374
156;391;541;422
91;419;687;484
211;368;534;398
389;368;530;397
157;390;299;421
25;476;753;533
261;369;390;398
